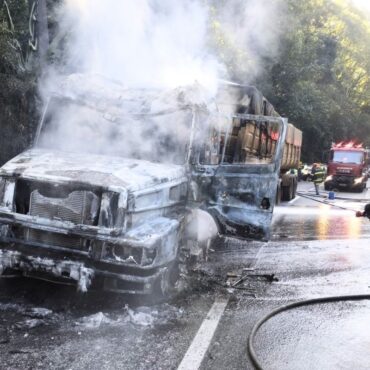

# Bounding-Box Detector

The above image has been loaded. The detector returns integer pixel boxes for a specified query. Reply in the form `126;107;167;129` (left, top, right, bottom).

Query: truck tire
276;185;282;205
357;183;366;193
149;261;181;304
292;180;297;199
282;185;293;201
324;183;330;191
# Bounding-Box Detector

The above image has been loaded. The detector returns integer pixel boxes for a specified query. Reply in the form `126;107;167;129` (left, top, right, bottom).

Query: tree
209;0;370;163
263;0;370;162
0;1;37;165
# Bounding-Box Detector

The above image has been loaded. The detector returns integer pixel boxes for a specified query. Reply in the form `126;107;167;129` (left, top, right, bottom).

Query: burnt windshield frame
194;111;287;171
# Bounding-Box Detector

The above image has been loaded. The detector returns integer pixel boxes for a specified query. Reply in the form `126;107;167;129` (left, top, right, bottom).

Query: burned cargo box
0;75;287;295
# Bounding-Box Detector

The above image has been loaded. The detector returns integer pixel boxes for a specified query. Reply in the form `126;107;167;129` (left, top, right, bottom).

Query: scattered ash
186;237;278;298
75;312;115;329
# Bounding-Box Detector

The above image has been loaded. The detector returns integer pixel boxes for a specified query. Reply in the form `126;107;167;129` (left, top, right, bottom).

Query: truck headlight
325;175;332;182
354;177;364;184
112;245;143;265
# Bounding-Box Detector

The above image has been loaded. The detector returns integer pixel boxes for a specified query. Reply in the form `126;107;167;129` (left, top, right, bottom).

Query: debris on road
24;307;53;319
226;271;279;285
128;307;155;327
246;273;279;282
15;318;45;329
76;312;114;329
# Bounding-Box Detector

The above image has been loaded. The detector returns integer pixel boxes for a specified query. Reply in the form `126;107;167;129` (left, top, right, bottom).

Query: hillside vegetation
211;0;370;162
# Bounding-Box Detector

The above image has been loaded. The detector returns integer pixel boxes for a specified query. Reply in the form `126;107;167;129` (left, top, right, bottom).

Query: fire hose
247;194;370;368
247;294;370;370
296;191;361;213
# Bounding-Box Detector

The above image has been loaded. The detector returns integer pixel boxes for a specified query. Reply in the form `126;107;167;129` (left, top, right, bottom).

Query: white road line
288;195;301;204
177;297;229;370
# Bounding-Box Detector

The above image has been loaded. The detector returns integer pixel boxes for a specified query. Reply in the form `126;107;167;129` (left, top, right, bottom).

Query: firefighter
356;203;370;219
312;163;325;195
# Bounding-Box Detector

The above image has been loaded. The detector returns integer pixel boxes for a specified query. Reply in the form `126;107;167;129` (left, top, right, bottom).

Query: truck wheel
276;186;281;205
150;239;193;303
150;262;180;303
282;185;292;201
160;263;179;295
324;183;330;191
357;184;366;193
292;181;297;199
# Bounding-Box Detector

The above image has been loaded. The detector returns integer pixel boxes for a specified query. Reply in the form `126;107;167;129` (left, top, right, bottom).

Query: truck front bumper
324;176;364;190
0;213;180;294
0;247;165;294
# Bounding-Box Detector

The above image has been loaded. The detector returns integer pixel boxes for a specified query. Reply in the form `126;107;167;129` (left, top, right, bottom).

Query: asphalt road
1;180;370;370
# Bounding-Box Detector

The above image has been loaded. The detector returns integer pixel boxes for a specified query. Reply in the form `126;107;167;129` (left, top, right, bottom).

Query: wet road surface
1;180;370;369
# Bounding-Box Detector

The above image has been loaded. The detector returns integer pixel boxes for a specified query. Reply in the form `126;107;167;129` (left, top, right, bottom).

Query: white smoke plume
55;0;223;92
38;0;287;161
211;0;287;83
47;0;287;90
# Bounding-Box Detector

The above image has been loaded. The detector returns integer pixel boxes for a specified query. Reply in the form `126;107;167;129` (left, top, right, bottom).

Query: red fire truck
324;142;369;192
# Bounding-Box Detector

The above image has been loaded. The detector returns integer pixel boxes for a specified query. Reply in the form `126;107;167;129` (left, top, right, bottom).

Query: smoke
38;0;287;161
52;0;222;92
47;0;287;90
211;0;287;82
38;78;202;164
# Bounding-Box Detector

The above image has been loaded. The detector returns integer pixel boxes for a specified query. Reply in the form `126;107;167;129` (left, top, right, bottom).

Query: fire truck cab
324;142;369;192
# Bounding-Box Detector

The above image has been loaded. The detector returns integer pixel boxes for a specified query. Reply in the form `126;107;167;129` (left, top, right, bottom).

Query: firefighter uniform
312;164;325;195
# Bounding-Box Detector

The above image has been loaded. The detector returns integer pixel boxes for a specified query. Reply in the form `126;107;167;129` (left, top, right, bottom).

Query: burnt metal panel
191;114;287;240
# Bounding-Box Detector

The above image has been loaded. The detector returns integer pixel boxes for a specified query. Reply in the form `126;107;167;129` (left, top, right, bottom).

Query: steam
209;0;287;82
38;0;287;160
47;0;287;90
55;0;222;92
38;80;200;164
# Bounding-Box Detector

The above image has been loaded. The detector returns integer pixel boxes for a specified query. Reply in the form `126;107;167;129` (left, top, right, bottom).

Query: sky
351;0;370;13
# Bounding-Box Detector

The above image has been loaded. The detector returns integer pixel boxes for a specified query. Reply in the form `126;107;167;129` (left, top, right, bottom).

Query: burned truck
0;75;287;295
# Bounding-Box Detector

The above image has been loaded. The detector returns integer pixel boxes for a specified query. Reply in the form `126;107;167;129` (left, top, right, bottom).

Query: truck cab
0;75;288;295
324;142;369;192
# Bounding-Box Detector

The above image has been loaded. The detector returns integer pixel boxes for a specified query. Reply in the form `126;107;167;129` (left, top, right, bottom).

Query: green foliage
261;0;370;162
209;0;370;163
0;1;37;166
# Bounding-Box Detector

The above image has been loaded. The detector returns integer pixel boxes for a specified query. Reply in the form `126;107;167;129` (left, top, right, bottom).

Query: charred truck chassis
0;174;188;295
0;100;287;295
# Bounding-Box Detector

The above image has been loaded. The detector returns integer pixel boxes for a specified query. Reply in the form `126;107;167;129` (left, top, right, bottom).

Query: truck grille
29;190;99;225
26;229;84;250
335;176;353;184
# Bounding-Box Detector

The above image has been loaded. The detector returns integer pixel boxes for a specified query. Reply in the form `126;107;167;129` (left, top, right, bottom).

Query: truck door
190;113;287;241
